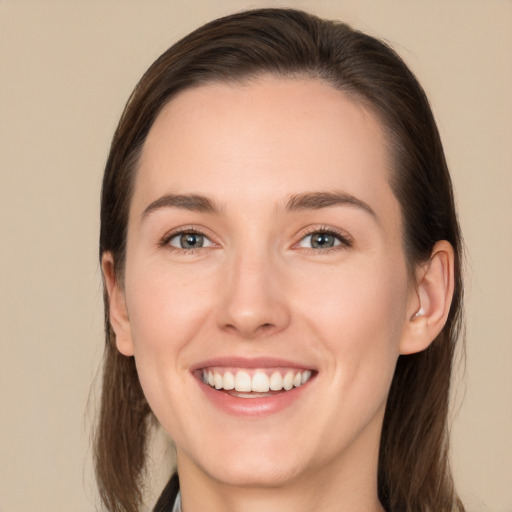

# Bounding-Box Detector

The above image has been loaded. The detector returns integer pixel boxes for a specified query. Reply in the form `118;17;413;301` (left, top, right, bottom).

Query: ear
400;240;455;355
101;253;135;356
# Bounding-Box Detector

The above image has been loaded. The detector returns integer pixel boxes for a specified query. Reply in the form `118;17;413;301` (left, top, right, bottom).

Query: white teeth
214;372;223;389
234;371;252;392
269;371;283;391
202;368;313;393
252;372;270;392
283;371;294;391
223;371;235;390
301;370;311;384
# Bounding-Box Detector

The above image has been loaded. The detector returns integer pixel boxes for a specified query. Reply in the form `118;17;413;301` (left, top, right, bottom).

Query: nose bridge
217;241;290;339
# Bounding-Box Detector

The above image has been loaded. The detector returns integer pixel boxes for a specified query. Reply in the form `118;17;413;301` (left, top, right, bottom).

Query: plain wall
0;1;511;511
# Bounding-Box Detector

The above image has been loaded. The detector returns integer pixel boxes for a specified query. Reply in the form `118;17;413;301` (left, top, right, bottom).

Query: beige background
0;1;511;511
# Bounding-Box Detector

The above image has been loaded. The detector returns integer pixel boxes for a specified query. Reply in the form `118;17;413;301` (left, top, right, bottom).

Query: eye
167;231;214;250
297;230;350;250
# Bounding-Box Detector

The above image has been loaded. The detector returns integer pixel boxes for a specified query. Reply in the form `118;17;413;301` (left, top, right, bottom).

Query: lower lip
197;378;314;417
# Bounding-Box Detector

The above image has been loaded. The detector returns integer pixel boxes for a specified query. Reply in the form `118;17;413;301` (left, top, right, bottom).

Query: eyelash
159;227;216;254
159;225;353;253
296;225;353;253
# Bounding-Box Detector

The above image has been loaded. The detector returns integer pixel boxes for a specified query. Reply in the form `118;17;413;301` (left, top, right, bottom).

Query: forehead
133;77;396;221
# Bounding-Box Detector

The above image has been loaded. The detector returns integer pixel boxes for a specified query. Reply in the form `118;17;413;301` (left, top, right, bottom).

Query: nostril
255;322;278;335
222;321;279;340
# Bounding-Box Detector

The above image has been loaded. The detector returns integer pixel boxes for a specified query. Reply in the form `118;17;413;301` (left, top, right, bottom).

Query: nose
216;250;291;340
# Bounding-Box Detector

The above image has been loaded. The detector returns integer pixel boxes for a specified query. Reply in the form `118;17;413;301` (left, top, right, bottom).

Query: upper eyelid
161;225;214;239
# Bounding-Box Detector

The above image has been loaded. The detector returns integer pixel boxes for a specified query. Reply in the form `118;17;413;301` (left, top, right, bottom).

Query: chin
203;455;307;489
178;433;313;489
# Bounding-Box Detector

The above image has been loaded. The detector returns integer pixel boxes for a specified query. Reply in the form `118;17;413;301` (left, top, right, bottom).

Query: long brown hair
95;8;465;512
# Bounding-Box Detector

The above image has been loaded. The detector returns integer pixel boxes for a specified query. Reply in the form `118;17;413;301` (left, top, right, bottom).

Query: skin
103;76;454;512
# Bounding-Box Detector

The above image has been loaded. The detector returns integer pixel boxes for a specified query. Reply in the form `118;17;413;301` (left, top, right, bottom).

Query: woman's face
111;77;420;488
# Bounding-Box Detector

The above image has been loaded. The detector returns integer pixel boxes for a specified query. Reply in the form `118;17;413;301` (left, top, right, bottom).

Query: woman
95;8;464;512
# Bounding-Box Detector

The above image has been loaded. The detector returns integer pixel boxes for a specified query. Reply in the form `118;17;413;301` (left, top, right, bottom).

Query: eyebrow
141;193;219;220
285;191;377;219
141;190;377;221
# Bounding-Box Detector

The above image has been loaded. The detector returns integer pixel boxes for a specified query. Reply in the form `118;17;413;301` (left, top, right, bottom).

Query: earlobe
101;253;135;356
400;240;455;355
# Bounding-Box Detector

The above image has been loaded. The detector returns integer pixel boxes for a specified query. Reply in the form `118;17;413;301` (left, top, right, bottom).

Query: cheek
125;265;215;357
293;257;408;392
296;255;408;339
122;264;218;431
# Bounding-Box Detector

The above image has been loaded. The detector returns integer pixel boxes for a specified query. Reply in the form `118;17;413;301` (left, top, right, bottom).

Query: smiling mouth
198;367;314;397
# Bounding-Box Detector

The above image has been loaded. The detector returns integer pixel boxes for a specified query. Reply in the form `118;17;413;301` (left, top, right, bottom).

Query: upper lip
190;356;316;372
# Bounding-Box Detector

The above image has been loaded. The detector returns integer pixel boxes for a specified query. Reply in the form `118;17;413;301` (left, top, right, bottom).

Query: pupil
181;233;203;248
312;233;333;248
